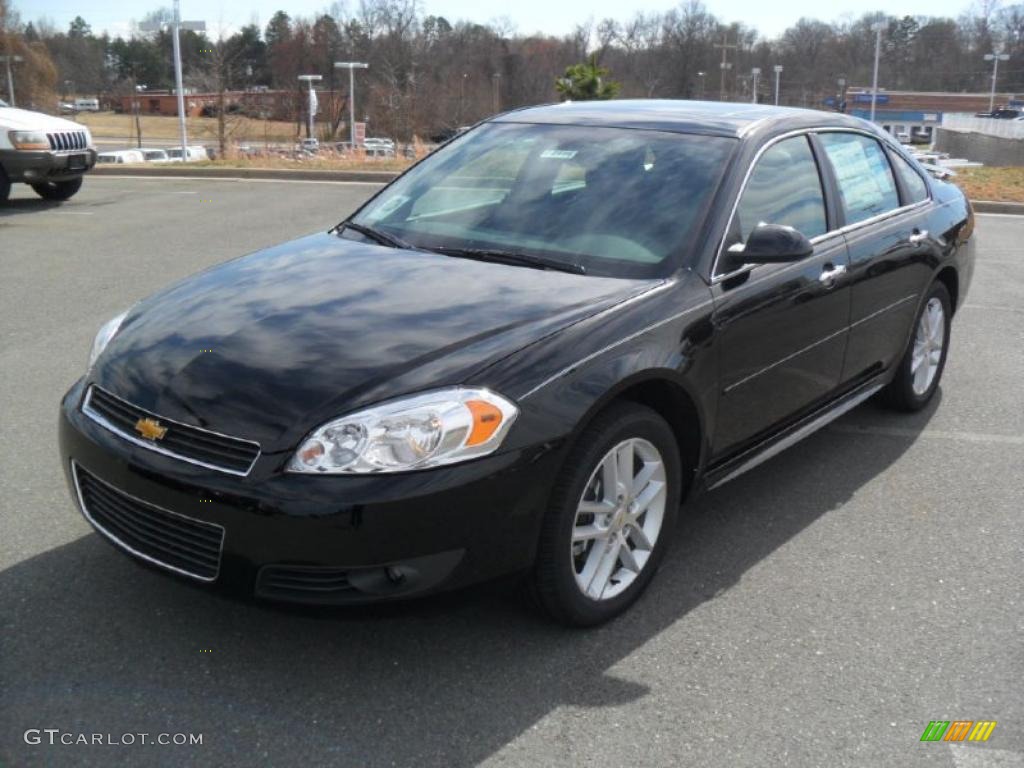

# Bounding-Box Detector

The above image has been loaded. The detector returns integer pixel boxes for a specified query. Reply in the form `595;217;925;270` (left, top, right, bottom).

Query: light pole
0;54;23;106
140;1;205;155
492;73;501;113
298;75;322;141
719;61;732;101
773;65;783;106
334;61;369;146
751;67;761;104
984;52;1010;112
697;71;706;100
837;77;846;112
870;21;886;123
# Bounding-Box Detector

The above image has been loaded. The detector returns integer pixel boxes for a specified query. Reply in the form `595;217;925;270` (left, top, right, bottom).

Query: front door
710;134;851;458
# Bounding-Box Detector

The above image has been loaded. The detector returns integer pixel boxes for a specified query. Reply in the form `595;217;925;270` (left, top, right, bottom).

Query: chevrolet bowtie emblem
134;417;168;441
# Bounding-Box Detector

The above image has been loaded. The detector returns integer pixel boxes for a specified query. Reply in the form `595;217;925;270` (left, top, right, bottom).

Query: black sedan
60;101;975;625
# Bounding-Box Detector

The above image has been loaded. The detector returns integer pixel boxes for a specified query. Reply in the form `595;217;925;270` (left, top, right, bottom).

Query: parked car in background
61;101;974;626
363;137;396;157
73;98;100;113
166;146;209;162
96;150;145;164
974;107;1021;119
140;148;170;163
1;98;96;201
299;138;320;153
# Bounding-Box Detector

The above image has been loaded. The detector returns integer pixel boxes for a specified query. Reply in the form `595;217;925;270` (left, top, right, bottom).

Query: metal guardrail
941;113;1024;139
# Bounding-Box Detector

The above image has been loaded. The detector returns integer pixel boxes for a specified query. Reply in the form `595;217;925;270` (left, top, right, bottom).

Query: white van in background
167;146;209;163
74;98;100;112
96;150;146;164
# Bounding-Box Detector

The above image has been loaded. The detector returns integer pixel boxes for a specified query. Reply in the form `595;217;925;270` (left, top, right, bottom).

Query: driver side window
735;135;828;243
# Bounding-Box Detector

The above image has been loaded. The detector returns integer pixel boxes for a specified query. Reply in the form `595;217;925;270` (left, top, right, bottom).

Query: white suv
0;98;97;202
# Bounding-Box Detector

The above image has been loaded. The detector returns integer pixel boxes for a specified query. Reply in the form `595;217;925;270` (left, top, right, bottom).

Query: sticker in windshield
540;149;578;160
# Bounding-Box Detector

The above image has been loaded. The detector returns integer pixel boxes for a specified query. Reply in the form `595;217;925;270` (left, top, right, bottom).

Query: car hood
0;106;90;134
94;233;656;452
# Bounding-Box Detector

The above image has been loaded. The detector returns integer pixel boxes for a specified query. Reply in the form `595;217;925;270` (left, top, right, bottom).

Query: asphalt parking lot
1;176;1022;768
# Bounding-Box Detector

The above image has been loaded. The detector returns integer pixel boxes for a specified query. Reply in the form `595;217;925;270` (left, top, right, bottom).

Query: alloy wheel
911;297;945;396
571;438;667;601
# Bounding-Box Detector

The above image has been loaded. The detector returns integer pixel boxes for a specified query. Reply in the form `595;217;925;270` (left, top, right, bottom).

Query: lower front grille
256;565;356;603
72;462;224;581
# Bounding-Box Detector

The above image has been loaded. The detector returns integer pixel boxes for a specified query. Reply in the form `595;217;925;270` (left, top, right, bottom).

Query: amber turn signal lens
465;400;504;446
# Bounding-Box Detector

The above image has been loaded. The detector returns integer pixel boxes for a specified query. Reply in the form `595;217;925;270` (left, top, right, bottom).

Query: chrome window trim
711;126;934;284
70;460;225;583
82;386;261;477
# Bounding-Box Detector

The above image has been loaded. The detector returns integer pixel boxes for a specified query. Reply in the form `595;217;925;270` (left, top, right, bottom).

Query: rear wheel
883;281;952;411
531;402;682;626
31;177;83;201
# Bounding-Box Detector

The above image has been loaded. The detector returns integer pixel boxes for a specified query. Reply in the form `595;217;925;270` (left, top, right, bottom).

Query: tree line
4;0;1024;140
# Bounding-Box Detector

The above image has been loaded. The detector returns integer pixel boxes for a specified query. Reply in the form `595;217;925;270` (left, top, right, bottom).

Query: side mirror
722;223;814;272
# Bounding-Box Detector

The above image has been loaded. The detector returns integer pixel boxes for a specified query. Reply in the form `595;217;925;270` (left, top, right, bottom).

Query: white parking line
830;424;1024;446
962;304;1024;313
90;175;385;187
47;211;94;216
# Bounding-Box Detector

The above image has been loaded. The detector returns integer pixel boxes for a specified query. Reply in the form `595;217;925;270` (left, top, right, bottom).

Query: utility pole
492;73;501;113
715;34;737;101
985;51;1010;112
773;65;783;106
751;67;761;104
334;62;369;147
869;21;885;123
697;71;706;100
298;75;322;140
0;54;23;106
140;2;205;155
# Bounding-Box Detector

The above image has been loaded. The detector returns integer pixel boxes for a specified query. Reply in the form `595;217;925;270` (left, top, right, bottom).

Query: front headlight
8;130;50;150
88;311;128;369
288;388;519;474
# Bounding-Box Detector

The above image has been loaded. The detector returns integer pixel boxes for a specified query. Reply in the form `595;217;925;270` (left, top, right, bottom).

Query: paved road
1;178;1022;768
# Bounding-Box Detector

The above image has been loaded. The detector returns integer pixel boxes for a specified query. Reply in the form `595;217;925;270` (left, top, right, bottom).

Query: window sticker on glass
540;149;578;160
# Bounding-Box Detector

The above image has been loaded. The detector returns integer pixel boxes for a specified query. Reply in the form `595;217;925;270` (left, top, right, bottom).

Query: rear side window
734;135;827;242
818;133;900;225
890;151;929;204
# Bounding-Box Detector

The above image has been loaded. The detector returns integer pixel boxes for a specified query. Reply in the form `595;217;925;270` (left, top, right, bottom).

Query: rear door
710;134;851;457
814;132;936;383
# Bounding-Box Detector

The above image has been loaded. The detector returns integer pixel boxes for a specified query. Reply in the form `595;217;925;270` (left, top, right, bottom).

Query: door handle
819;263;847;287
909;229;929;245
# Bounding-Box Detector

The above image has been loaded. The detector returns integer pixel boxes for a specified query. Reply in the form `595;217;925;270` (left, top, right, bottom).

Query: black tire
0;166;10;202
531;402;682;626
30;176;83;201
883;281;952;412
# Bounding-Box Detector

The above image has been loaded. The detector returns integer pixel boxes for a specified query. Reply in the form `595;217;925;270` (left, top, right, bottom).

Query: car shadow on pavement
0;198;66;217
0;396;939;768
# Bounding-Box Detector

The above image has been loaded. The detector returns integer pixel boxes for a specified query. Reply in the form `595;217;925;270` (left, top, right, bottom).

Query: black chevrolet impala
60;101;975;625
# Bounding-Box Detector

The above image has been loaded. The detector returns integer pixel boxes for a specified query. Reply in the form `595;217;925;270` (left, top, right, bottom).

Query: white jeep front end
0;99;97;202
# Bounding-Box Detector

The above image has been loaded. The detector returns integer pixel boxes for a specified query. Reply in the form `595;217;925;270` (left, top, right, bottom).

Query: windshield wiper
431;246;586;275
337;221;414;250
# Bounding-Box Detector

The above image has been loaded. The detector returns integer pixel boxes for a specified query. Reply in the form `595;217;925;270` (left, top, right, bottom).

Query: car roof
491;99;876;140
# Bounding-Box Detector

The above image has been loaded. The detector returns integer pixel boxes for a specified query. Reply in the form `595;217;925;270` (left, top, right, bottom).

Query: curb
90;165;400;184
970;200;1024;215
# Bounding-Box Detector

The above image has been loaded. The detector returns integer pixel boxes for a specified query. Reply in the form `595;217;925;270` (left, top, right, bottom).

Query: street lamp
984;51;1010;112
751;67;761;104
773;65;783;106
870;20;886;123
334;62;369;147
0;54;23;106
697;71;706;100
297;75;322;141
140;0;205;156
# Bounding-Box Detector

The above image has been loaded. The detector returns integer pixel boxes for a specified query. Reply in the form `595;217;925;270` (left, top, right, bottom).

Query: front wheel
0;166;10;202
31;177;83;201
883;281;952;411
531;402;682;626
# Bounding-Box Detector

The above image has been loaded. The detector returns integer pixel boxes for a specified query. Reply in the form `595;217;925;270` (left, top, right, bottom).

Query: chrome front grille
46;131;88;151
83;386;261;476
72;462;225;581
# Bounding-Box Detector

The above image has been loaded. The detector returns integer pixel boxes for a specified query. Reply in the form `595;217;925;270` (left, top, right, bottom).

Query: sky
26;0;972;41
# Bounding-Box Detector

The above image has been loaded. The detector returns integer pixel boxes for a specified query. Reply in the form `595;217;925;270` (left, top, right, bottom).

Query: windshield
351;122;735;278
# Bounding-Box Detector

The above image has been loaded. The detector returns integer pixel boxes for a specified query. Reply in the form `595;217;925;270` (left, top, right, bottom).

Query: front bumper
59;378;564;605
0;147;97;183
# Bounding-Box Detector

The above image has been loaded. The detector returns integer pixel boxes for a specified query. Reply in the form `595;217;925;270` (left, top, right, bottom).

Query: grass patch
954;167;1024;203
75;111;302;143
